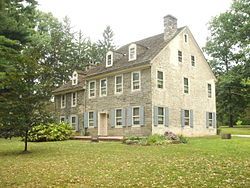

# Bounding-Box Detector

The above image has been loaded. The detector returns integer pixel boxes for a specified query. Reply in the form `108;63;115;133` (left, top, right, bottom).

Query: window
184;34;188;43
100;79;107;96
70;115;77;130
157;71;164;89
115;75;123;94
208;112;213;127
88;112;94;127
89;81;96;98
71;92;77;107
60;116;65;123
129;44;137;61
184;77;189;94
72;71;78;85
208;83;212;98
61;95;66;108
184;110;190;126
115;109;122;126
157;107;164;125
191;55;195;66
178;50;182;62
106;51;113;67
132;107;140;125
132;71;140;91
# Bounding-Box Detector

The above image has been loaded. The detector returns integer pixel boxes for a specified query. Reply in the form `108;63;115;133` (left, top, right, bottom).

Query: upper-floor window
106;51;113;67
191;55;195;67
61;94;66;108
208;83;212;98
71;92;77;107
89;81;96;98
178;50;182;62
131;71;140;91
157;71;164;89
100;78;107;96
115;109;122;126
72;71;78;85
132;107;140;125
115;75;123;94
184;34;188;43
184;77;189;94
184;110;190;126
129;44;137;61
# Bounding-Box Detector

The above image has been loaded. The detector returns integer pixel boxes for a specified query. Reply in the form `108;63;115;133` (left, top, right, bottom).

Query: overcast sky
38;0;232;48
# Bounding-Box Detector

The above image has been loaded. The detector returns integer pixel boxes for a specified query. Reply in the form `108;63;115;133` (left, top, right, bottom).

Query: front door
98;113;108;136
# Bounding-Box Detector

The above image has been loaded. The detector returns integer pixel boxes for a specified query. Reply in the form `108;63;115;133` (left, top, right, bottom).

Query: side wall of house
151;28;216;136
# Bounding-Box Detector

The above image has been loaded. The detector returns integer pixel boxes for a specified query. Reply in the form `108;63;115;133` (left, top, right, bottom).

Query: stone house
52;15;216;137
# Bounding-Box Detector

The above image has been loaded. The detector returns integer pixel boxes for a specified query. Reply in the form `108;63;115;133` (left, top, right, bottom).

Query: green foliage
28;123;73;142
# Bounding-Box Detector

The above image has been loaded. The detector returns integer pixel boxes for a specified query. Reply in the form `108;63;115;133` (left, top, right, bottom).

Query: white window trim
157;107;165;125
71;92;77;107
183;77;190;94
156;70;164;89
106;51;113;67
184;109;190;127
132;106;140;126
72;71;78;85
60;116;66;123
100;78;107;97
207;83;212;98
208;112;213;127
88;111;94;128
131;71;141;92
115;74;123;95
88;80;96;98
61;94;66;109
115;108;123;128
191;55;195;67
129;43;137;61
70;114;77;129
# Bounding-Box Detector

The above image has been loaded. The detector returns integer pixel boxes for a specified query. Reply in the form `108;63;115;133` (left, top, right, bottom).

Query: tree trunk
24;130;28;152
228;87;234;128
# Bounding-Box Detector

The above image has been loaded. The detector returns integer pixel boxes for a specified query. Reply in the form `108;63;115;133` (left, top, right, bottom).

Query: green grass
220;126;250;135
0;137;250;187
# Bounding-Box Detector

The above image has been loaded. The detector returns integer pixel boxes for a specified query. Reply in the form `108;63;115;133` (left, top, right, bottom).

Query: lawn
220;126;250;135
0;137;249;187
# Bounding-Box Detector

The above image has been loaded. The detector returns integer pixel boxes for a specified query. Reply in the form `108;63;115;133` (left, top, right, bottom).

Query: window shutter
154;106;158;126
83;112;88;128
111;109;115;128
127;107;132;127
139;106;144;126
212;112;216;128
75;116;79;131
190;110;194;128
122;108;126;127
94;111;98;128
181;109;185;128
206;112;209;128
164;107;169;127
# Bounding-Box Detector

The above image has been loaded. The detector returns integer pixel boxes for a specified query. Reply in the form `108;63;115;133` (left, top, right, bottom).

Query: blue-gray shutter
93;111;98;128
181;109;185;128
190;110;194;128
140;106;144;126
83;112;88;128
111;109;115;128
122;108;126;127
127;107;132;126
206;112;209;128
164;107;169;127
212;112;216;128
154;106;158;126
75;116;79;131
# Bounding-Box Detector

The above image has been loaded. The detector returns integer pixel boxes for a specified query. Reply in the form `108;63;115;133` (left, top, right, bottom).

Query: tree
204;0;250;127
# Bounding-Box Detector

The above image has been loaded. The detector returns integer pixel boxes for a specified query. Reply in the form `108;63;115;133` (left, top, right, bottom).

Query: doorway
98;112;108;136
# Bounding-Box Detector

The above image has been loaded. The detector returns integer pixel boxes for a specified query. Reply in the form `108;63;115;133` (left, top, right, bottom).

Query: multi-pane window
115;109;122;126
115;75;123;94
132;107;140;125
208;83;212;98
107;54;112;66
100;79;107;96
157;107;164;125
61;95;66;108
191;55;195;66
106;51;113;67
157;71;164;89
178;50;182;62
184;110;190;126
88;112;94;127
208;112;213;127
89;81;96;98
71;116;77;129
184;77;189;94
72;73;78;85
132;72;140;91
60;116;65;123
71;92;77;107
129;47;136;61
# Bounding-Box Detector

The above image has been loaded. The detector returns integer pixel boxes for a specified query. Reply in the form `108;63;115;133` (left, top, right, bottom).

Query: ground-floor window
184;110;190;126
208;112;213;127
60;116;65;123
115;109;122;126
157;107;164;125
132;107;140;125
88;112;94;127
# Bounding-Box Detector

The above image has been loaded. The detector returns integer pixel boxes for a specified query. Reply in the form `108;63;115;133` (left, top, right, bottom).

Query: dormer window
106;51;113;67
72;71;78;85
129;44;137;61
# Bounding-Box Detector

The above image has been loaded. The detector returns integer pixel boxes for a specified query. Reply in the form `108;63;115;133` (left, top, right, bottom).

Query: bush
28;123;73;142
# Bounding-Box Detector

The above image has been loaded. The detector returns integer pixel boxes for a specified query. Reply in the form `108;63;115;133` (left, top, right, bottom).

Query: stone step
72;136;124;141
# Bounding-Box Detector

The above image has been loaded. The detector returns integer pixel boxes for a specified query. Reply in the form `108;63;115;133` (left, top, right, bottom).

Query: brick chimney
164;15;177;41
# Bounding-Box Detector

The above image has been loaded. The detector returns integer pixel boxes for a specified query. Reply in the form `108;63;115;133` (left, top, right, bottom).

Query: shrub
28;123;73;142
147;134;166;145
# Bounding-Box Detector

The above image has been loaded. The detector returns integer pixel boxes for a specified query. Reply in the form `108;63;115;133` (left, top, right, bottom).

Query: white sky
38;0;232;48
